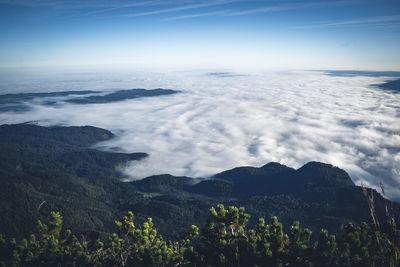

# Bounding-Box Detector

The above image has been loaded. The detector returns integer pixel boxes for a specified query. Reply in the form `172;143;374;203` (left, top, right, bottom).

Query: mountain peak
260;162;295;173
297;161;354;188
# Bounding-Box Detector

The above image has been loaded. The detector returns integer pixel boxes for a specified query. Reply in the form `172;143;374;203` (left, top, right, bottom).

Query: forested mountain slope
0;123;397;241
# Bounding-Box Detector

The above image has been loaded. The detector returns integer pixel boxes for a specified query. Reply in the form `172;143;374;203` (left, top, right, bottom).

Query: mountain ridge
0;123;397;241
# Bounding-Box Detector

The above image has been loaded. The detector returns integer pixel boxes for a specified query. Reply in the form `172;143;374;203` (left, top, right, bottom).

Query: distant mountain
0;90;98;112
0;88;179;112
0;123;397;241
319;70;400;92
0;90;98;105
206;72;247;78
375;78;400;92
135;162;396;237
321;70;400;77
188;161;354;198
67;88;178;104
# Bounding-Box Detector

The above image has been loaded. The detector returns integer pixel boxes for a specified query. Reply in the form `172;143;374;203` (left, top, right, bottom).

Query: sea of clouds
0;69;399;200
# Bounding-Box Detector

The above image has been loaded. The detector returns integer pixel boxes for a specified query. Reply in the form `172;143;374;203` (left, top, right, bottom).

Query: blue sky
1;0;399;70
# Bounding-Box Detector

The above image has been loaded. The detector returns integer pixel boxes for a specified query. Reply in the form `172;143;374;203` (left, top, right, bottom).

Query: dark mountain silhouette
0;123;397;241
0;88;179;112
67;88;178;104
376;78;400;92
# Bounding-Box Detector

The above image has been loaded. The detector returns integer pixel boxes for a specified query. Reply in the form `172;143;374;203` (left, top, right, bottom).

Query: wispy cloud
163;10;231;21
0;0;241;19
296;15;400;29
121;0;237;17
0;0;356;20
86;0;212;15
0;0;109;9
87;1;164;15
158;0;353;21
224;0;351;16
0;0;212;10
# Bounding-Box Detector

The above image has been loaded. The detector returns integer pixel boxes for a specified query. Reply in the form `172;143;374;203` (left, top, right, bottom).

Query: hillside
0;123;397;241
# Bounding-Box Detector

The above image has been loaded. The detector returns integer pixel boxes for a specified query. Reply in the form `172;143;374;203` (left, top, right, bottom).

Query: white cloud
122;0;236;17
224;0;350;16
295;15;400;29
0;0;192;9
0;69;399;200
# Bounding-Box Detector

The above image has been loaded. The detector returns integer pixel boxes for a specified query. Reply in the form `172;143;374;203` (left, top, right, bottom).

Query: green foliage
1;205;400;266
1;123;399;245
1;123;400;250
0;124;148;240
104;212;180;266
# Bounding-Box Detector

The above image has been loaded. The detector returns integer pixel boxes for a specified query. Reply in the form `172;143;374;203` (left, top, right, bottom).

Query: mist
0;69;399;200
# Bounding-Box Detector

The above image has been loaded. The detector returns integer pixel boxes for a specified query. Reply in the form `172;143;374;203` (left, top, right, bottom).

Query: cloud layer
0;70;399;200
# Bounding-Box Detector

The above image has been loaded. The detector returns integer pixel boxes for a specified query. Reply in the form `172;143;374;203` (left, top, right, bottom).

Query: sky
0;0;400;70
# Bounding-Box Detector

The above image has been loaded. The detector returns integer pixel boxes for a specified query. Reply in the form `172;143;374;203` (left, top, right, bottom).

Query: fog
0;70;399;200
